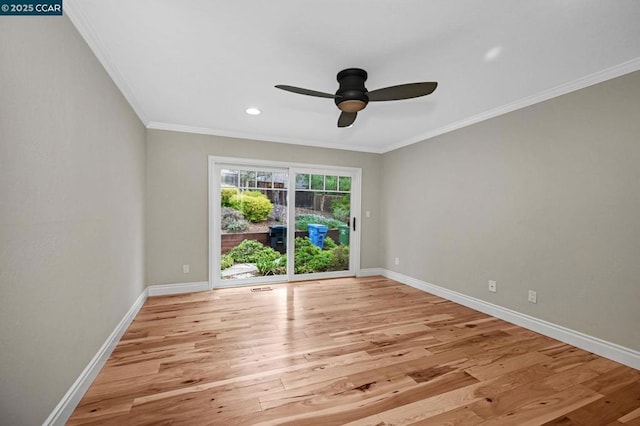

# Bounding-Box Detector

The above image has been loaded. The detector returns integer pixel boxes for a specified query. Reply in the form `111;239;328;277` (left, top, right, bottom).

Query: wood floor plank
583;365;640;394
619;406;640;423
409;406;485;426
68;276;640;425
476;384;603;425
465;351;552;381
259;373;417;412
473;363;556;399
346;381;486;425
279;347;428;390
563;381;640;425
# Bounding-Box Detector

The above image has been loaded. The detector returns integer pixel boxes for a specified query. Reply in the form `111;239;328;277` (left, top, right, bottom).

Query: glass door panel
219;165;288;285
292;171;352;278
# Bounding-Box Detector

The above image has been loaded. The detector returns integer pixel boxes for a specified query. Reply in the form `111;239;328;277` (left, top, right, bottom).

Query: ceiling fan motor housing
335;68;369;113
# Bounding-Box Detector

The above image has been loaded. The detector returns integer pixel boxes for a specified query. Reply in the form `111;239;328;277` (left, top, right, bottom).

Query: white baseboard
380;269;640;370
357;268;385;277
45;280;211;424
147;281;210;296
43;289;148;426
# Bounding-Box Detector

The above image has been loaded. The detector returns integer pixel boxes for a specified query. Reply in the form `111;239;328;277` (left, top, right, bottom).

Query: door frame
208;156;362;289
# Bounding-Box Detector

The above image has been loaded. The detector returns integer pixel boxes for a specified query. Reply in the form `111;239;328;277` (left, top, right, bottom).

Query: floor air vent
251;287;273;292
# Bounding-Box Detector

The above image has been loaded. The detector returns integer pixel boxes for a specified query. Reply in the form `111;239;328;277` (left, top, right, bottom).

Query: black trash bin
268;225;287;253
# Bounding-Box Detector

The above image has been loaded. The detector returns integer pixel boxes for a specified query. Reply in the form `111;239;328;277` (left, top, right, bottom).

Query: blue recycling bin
307;224;329;249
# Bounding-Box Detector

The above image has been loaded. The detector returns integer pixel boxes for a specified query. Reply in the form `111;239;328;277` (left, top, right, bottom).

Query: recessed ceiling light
245;107;261;115
484;46;502;62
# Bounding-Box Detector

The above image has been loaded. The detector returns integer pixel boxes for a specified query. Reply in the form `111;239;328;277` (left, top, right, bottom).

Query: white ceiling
66;0;640;153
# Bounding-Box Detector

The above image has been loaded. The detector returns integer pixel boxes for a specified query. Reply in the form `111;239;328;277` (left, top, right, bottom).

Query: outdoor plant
221;187;238;207
329;245;349;270
229;191;273;222
293;237;332;274
220;253;234;270
331;195;350;222
323;236;338;250
221;207;249;233
225;237;349;276
228;239;280;264
294;214;344;231
256;255;286;276
292;236;350;274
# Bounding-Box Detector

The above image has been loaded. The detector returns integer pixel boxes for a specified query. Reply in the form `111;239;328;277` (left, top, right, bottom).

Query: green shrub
329;245;349;270
228;239;280;264
229;191;273;223
323;236;337;250
225;221;249;232
220;253;234;270
295;214;344;230
292;236;350;274
257;255;286;276
293;237;333;274
331;195;350;222
221;207;249;232
221;187;238;207
332;206;350;223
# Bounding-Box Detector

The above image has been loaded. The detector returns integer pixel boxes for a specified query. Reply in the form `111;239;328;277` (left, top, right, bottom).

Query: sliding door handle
353;217;356;231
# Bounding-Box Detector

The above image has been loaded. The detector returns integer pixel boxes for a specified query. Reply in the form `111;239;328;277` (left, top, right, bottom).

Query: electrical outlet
528;290;537;303
394;257;400;266
183;264;190;274
488;280;497;292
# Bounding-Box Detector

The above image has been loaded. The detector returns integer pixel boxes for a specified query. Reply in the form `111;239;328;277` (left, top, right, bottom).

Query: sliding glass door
210;158;360;288
291;169;354;279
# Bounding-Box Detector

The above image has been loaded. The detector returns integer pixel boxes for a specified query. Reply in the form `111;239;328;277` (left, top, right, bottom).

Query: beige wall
146;129;382;285
0;17;146;425
381;71;640;351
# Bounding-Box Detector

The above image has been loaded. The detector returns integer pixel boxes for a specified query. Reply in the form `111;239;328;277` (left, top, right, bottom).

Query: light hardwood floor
68;276;640;425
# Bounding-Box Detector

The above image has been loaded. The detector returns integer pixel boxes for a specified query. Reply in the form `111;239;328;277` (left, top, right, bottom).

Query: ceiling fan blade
338;112;357;128
275;85;336;99
367;82;438;102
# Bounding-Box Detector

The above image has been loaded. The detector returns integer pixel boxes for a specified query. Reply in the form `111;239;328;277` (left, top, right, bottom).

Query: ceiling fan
275;68;437;128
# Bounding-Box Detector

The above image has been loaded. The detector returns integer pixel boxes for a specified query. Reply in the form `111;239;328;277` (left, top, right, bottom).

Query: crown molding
147;121;385;154
384;57;640;153
65;0;150;126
